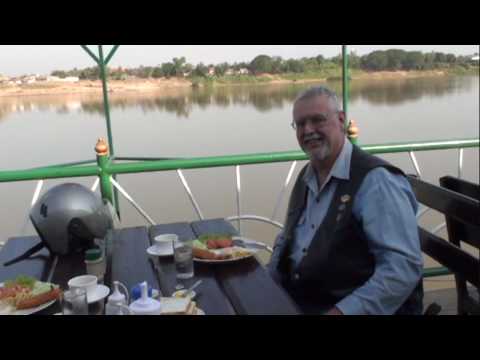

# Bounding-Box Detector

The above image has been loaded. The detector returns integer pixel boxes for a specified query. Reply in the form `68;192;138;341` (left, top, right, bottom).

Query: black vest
276;144;423;314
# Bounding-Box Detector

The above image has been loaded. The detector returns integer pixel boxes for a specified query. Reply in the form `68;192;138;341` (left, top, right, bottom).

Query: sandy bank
0;70;453;98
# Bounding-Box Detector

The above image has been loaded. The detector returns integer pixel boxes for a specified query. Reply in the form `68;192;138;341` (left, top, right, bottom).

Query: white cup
154;234;178;251
68;275;98;300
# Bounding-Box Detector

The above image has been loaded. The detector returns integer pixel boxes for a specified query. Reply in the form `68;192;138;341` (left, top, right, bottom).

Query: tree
271;57;284;74
161;62;175;78
403;51;425;70
214;62;229;77
172;57;186;76
285;59;305;73
193;63;209;77
152;66;164;78
361;51;388;70
250;55;274;74
385;49;407;70
445;54;457;64
51;70;67;78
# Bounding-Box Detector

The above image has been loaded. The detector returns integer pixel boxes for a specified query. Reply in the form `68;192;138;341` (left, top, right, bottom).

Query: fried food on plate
0;275;61;312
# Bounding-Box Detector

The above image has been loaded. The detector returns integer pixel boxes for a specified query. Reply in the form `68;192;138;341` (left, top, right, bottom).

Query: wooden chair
439;176;480;314
407;175;480;315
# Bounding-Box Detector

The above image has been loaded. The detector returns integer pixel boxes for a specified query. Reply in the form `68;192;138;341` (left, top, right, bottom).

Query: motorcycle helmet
28;183;113;255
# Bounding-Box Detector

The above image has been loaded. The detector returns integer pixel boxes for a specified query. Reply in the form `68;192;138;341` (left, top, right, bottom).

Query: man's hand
325;306;344;315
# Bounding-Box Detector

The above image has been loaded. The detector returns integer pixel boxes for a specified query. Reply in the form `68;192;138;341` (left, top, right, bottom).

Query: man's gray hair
294;86;341;112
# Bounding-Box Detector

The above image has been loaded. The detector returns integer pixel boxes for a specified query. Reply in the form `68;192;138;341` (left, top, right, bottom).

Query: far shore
0;70;475;98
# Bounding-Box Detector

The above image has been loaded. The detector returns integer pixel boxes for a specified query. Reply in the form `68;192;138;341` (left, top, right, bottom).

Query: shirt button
294;273;300;280
311;224;315;230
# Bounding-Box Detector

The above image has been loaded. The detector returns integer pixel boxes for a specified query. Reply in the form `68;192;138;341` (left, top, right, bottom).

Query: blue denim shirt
268;139;423;315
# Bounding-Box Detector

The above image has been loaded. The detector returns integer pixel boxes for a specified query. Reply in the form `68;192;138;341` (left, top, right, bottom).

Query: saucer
86;284;110;304
147;245;173;257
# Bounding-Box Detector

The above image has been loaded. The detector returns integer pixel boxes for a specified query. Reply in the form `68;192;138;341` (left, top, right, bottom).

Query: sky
0;45;478;77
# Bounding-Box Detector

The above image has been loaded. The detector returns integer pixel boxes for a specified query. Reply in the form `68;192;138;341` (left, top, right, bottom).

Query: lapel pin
341;194;351;203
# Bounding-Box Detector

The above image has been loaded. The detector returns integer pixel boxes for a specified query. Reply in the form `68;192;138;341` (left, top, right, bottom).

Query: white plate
87;284;110;304
193;246;257;264
147;245;173;257
0;282;58;315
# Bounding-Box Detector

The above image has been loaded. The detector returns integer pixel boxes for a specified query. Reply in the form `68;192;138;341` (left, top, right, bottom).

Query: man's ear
337;111;347;129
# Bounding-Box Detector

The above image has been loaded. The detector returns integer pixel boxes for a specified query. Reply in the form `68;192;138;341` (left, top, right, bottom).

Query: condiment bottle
105;281;130;315
128;281;162;315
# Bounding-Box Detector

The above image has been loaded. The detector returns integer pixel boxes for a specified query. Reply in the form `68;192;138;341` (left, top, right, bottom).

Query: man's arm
335;168;423;315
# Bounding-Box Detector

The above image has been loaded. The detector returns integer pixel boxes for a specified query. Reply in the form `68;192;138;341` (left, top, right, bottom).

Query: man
268;86;424;315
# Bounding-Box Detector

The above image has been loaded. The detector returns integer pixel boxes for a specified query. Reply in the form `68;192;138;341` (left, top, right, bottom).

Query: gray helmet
29;183;113;255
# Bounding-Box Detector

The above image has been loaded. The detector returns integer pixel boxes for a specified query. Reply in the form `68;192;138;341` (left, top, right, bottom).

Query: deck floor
423;286;479;315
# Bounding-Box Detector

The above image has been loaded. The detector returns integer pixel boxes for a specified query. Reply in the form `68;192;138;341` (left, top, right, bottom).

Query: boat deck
424;286;479;315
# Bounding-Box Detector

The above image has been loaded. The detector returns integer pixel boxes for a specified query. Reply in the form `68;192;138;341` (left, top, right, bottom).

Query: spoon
183;280;202;298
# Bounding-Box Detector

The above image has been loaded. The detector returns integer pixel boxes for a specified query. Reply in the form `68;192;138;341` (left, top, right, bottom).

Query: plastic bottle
128;281;162;315
105;281;130;315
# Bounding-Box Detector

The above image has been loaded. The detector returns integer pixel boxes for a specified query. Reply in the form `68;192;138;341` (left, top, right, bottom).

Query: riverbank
0;69;477;98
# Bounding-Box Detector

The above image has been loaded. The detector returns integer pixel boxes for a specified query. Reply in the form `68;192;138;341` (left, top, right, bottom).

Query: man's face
293;95;346;165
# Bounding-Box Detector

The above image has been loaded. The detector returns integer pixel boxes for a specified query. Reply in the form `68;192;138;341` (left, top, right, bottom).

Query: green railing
1;139;477;184
1;45;478;280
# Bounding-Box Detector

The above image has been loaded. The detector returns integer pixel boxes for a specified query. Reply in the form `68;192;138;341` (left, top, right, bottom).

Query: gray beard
306;140;331;163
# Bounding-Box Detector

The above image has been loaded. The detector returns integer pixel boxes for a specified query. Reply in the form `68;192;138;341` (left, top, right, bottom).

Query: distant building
47;76;62;82
471;55;479;62
237;68;249;75
63;76;80;83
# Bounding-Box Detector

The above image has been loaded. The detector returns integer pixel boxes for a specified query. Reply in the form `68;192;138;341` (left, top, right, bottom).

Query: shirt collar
302;138;352;193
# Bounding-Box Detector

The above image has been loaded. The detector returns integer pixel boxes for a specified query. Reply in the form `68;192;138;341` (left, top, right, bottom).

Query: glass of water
173;236;194;279
62;288;89;315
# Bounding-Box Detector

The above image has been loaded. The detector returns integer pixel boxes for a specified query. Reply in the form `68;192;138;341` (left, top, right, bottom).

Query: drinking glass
62;288;89;315
173;237;194;279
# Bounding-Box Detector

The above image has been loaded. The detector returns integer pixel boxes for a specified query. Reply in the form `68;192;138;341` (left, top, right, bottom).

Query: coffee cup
68;275;98;300
154;234;178;251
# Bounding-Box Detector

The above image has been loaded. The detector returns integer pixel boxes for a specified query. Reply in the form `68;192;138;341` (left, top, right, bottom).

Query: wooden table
0;219;300;315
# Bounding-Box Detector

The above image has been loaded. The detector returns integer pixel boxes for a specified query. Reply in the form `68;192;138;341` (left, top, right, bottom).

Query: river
0;75;478;290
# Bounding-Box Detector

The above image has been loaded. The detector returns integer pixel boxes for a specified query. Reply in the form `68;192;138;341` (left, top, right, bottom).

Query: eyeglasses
291;111;338;130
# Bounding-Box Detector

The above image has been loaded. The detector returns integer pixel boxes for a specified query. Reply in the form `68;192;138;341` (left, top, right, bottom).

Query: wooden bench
408;175;480;315
439;176;480;314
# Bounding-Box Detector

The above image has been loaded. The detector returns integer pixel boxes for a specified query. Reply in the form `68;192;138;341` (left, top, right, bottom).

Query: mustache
303;133;325;142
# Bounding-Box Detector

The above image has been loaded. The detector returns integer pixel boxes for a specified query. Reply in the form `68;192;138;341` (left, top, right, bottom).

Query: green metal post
342;45;357;145
95;140;114;206
97;45;121;218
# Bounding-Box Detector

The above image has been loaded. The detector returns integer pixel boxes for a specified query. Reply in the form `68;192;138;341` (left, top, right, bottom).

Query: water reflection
0;76;477;121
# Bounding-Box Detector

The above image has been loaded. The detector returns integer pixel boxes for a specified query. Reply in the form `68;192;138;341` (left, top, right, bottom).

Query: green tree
403;51;425;70
361;51;388;70
285;59;305;73
152;66;164;78
193;63;209;77
250;55;274;74
161;62;175;78
172;57;186;76
214;62;229;76
445;54;457;64
385;49;407;70
51;70;67;78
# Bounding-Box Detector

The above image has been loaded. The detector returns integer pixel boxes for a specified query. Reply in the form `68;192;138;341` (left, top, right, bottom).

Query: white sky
0;45;478;76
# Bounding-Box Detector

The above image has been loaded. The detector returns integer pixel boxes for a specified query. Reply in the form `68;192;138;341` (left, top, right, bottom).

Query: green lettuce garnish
4;275;37;289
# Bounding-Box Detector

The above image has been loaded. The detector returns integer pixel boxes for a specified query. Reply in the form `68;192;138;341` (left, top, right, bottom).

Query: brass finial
95;138;109;156
348;119;359;139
